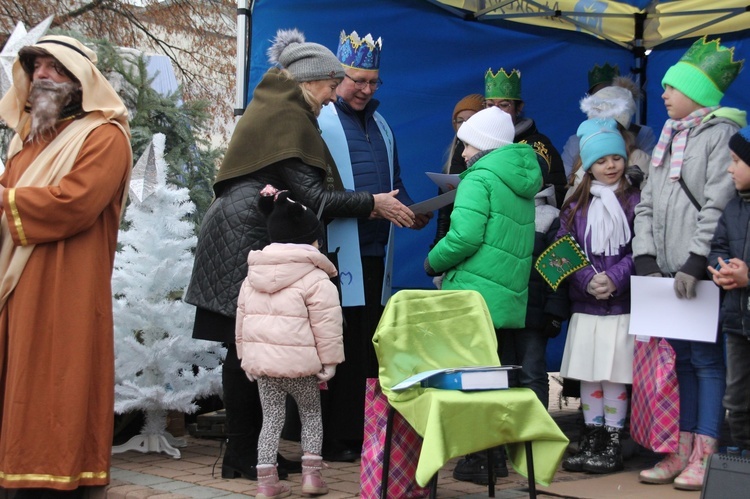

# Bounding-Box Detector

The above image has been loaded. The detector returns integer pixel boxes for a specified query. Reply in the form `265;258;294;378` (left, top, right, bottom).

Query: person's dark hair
18;47;79;83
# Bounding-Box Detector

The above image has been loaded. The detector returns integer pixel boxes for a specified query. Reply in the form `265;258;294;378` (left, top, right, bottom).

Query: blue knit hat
577;118;627;171
729;126;750;166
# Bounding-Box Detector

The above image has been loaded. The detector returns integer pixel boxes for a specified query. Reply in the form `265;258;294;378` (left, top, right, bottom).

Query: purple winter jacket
556;188;640;316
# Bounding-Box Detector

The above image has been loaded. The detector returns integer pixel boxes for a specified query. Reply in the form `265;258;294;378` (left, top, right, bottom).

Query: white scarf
584;181;630;256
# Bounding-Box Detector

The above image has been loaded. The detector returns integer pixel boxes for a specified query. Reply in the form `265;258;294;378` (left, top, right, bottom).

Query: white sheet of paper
425;172;461;193
408;189;457;214
628;276;720;343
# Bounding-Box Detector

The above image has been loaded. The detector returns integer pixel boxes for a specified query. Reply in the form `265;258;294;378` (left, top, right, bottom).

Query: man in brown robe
0;36;132;497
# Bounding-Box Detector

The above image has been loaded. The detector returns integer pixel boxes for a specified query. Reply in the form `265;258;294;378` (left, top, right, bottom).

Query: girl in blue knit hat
557;117;640;475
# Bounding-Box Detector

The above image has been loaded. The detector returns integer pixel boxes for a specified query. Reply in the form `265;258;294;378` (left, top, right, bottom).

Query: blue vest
318;102;395;306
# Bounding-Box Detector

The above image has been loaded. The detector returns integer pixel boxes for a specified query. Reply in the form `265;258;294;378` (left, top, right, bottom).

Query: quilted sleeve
277;158;375;218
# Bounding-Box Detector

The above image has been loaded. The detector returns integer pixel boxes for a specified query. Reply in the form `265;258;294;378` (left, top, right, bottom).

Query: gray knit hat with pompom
267;28;344;82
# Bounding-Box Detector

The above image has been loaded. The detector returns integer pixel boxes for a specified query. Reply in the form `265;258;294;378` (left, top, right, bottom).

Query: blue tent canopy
241;0;750;294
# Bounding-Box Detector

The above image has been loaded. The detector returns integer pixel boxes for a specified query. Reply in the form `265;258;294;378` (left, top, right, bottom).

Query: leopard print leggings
257;375;323;464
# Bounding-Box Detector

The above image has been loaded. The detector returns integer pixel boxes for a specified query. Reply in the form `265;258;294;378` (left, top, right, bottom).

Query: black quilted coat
184;157;373;341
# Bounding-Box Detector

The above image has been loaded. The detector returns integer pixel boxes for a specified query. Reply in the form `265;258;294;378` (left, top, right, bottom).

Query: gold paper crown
678;36;744;92
485;68;521;100
587;63;619;91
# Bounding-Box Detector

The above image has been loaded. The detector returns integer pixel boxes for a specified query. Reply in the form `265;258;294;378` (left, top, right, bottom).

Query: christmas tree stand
112;409;187;459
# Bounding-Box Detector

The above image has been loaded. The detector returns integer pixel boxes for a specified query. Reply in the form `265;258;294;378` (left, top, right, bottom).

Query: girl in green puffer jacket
425;106;542;329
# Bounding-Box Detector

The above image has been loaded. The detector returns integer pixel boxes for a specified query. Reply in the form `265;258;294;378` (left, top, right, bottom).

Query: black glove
543;315;564;338
424;257;439;277
625;164;645;189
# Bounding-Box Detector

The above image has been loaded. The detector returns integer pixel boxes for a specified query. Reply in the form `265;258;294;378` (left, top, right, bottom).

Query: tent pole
235;0;252;115
633;12;647;125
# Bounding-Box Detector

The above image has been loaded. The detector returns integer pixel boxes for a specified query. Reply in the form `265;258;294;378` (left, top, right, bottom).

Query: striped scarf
651;106;718;180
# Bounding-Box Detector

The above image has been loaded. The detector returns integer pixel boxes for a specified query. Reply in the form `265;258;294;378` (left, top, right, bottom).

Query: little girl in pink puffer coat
235;185;344;498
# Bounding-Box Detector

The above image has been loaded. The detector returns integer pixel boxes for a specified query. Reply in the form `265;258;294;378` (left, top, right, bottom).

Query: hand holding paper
673;271;697;299
408;189;457;215
629;276;720;342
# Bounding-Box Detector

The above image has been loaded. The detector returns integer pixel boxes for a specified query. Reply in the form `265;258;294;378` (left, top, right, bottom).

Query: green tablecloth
373;289;569;487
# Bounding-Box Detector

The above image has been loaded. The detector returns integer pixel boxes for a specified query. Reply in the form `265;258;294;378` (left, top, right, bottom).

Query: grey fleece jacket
633;108;746;276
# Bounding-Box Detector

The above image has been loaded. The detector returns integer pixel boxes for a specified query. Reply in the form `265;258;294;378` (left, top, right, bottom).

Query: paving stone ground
105;375;603;498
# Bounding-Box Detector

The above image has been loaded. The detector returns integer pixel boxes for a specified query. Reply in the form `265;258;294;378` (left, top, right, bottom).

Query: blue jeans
498;327;549;408
668;337;726;439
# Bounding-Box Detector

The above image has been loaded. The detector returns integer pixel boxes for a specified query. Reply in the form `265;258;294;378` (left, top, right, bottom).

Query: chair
372;289;569;498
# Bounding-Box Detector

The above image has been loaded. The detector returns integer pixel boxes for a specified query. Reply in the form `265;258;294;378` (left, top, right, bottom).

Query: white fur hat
456;106;515;151
579;85;636;129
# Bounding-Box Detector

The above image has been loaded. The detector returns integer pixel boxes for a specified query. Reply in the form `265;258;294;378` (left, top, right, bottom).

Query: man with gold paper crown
0;35;132;497
445;67;568;485
317;30;430;461
484;67;567;207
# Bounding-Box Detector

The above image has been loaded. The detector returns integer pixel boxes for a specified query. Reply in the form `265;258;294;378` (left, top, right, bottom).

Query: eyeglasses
345;74;382;90
485;99;515;111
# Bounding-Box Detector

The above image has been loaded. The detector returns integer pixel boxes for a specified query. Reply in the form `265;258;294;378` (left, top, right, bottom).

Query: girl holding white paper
556;118;640;475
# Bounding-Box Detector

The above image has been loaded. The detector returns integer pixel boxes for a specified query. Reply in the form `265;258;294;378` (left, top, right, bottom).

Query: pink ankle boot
256;464;291;499
639;431;693;484
301;455;328;496
673;433;718;491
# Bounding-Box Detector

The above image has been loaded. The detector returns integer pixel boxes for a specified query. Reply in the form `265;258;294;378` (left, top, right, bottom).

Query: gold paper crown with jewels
587;63;619;92
678;36;744;92
485;68;521;100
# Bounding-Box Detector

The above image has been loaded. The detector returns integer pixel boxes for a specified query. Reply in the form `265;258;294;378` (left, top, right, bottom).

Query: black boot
220;346;290;481
583;425;623;474
220;364;261;480
451;447;508;485
277;453;302;473
562;424;604;472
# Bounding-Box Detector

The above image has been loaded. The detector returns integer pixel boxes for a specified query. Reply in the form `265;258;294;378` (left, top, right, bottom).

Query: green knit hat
485;68;521;100
662;36;744;107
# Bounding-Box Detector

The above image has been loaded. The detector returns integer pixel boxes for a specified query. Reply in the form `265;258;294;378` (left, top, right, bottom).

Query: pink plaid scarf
651;106;718;180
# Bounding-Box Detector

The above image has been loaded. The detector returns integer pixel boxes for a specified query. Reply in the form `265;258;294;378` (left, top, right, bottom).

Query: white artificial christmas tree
112;133;224;459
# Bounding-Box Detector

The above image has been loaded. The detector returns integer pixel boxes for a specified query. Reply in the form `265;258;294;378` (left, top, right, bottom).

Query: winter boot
221;366;261;480
639;431;693;484
562;425;604;472
301;455;328;496
452;448;508;484
673;433;718;491
256;465;291;499
583;425;624;474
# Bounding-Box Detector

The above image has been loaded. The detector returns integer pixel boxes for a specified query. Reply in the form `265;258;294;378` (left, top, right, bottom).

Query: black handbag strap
679;177;703;211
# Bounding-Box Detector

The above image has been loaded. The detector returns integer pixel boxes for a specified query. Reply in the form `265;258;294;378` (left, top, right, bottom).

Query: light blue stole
318;103;395;306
